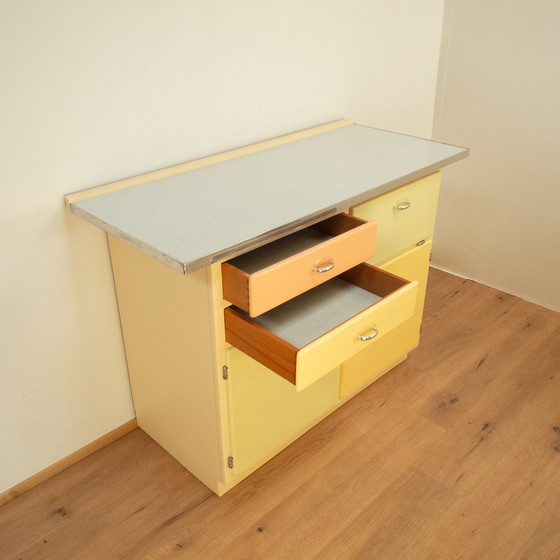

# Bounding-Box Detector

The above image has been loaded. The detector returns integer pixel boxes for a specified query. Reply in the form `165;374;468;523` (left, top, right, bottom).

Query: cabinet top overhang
65;120;468;274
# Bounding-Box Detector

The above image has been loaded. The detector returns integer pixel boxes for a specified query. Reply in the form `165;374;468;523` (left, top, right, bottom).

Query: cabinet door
225;347;339;476
339;240;432;397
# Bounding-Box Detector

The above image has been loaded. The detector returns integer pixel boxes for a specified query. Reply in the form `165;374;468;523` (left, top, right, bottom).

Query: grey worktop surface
69;123;468;273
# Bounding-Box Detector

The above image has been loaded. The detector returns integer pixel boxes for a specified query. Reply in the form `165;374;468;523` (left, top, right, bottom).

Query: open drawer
222;213;377;317
224;263;418;391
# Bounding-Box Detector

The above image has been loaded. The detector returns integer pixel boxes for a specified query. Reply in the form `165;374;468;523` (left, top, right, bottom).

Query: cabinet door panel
226;348;339;476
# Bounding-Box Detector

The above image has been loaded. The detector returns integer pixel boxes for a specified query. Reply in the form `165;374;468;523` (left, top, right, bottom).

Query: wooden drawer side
222;263;250;312
224;309;298;385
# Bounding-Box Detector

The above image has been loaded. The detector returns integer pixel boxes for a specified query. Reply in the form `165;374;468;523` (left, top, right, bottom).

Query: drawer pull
312;257;335;273
358;326;379;342
395;201;411;211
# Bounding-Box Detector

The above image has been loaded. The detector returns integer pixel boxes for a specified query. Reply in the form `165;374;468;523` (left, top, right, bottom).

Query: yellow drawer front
351;172;440;265
225;347;339;476
225;264;417;392
339;240;432;397
296;278;417;391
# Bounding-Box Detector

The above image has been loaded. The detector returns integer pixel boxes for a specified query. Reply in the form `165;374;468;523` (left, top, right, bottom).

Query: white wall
0;0;445;493
432;0;560;312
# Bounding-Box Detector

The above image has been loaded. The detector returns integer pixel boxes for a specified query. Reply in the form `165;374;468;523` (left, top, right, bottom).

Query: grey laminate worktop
67;122;468;273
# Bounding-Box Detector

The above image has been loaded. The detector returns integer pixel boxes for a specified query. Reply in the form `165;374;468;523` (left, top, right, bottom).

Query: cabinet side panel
108;235;222;490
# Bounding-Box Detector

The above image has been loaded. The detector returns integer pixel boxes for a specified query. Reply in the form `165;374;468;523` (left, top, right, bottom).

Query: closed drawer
351;172;440;265
224;263;417;391
222;213;377;317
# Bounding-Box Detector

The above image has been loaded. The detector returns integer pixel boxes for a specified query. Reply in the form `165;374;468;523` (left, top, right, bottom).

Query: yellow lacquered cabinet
68;120;466;497
107;169;442;496
225;348;339;476
219;172;441;486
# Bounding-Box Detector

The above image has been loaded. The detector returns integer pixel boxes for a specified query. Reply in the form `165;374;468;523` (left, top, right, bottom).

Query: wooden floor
2;268;560;560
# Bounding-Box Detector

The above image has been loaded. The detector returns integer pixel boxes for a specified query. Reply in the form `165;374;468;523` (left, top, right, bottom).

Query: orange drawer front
222;213;377;317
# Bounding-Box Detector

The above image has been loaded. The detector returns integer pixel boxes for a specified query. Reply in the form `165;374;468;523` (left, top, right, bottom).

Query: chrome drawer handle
395;201;411;211
358;327;379;341
312;257;334;273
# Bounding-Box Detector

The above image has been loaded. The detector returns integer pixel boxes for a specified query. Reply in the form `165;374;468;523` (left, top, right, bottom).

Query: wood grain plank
417;325;560;559
210;410;446;560
0;430;212;560
2;268;560;560
0;419;137;507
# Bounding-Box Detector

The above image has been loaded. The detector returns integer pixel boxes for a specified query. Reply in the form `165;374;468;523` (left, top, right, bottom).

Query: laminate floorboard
1;268;560;560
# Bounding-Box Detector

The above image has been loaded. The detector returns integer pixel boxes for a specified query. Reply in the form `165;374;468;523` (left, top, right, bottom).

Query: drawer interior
226;228;333;274
225;213;368;274
230;277;382;348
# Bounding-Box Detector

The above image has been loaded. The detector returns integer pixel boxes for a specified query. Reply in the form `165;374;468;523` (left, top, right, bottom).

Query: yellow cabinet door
225;347;339;476
351;172;440;265
339;240;432;397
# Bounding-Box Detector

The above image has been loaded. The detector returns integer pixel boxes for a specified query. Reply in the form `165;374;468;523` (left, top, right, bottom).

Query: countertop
66;121;468;273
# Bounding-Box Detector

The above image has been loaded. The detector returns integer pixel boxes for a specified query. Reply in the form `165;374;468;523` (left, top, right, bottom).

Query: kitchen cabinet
66;119;467;495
